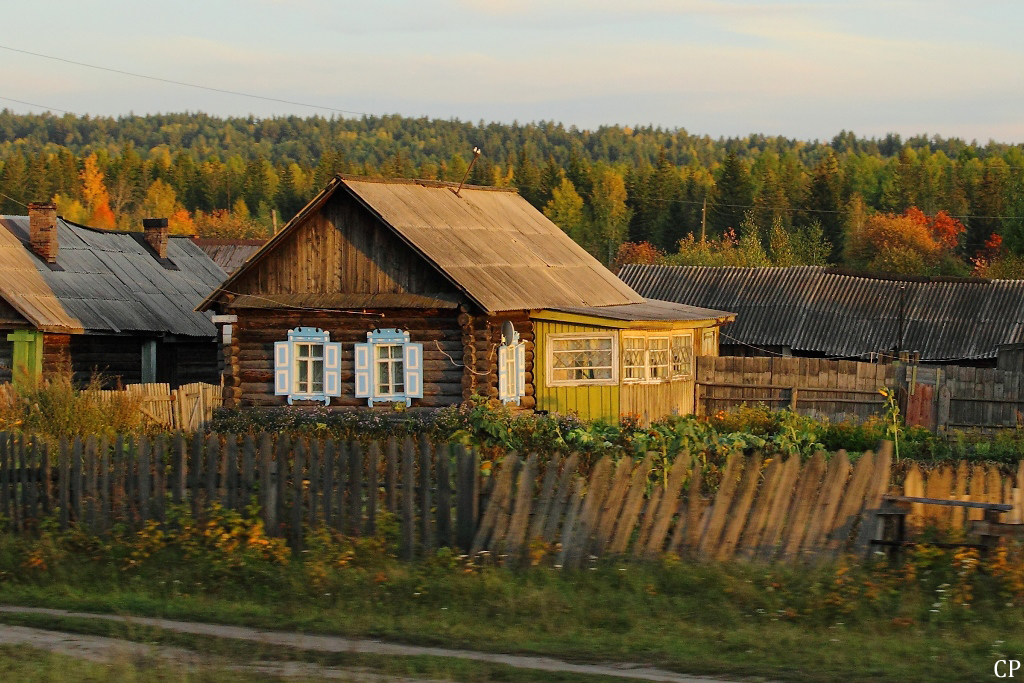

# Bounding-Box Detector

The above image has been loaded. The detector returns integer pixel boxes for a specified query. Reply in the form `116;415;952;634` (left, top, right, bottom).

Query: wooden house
198;176;735;423
0;205;226;388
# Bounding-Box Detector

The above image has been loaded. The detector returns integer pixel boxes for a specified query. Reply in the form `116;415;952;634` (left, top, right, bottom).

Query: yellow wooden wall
533;320;620;422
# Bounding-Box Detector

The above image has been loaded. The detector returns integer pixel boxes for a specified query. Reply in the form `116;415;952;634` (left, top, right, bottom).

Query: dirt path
0;605;757;683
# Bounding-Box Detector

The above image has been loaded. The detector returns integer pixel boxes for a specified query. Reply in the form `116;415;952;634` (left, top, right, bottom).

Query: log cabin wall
228;308;465;409
228;190;457;298
469;311;536;410
0;334;12;384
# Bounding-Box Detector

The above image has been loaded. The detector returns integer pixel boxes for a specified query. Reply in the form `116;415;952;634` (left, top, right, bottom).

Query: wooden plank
717;453;765;561
435;442;452;547
563;456;615;569
471;453;520;556
348;441;364;536
291;437;305;547
925;465;954;529
554;479;586;569
241;434;255;510
418;434;433;552
322;439;335;528
737;456;784;558
644;452;692;559
854;441;893;554
85;436;98;530
903;463;925;530
153;436;167;524
968;465;986;522
454;445;477;552
682;464;706;556
490;454;524;553
0;434;8;523
71;436;83;524
527;453;563;545
189;432;203;517
98;438;109;531
697;454;744;559
385;437;398;513
826;451;875;557
205;434;219;508
225;434;239;511
780;452;827;561
275;434;290;536
1016;461;1024;525
335;440;348;533
59;438;70;530
543;453;580;543
592;458;633;554
366;441;381;536
633;486;663;558
258;433;274;533
308;439;321;527
800;451;850;555
114;436;127;527
401;436;415;560
172;432;186;506
756;456;802;561
952;461;969;531
609;454;654;555
502;453;538;560
137;436;151;523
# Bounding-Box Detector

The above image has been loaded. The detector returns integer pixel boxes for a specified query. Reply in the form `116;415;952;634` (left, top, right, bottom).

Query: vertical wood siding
533;320;620;422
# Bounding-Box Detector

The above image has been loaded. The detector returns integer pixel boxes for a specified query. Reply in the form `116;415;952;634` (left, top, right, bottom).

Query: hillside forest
2;110;1024;278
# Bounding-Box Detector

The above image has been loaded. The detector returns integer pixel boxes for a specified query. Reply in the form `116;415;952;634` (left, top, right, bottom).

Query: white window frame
374;343;406;398
498;328;527;405
621;332;687;384
294;340;326;396
671;332;694;379
274;327;341;406
546;332;618;387
354;328;424;407
622;335;647;383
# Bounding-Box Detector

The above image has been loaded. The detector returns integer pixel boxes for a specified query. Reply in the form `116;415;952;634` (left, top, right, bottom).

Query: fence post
258;433;274;532
418;433;433;552
59;437;70;531
366;441;380;537
401;436;415;560
435;443;452;548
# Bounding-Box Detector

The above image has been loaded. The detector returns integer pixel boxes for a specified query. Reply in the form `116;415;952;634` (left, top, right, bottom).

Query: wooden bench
867;495;1015;559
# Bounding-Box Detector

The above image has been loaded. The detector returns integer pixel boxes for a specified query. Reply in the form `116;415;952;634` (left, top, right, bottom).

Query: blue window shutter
515;341;526;401
497;345;510;402
354;342;371;401
274;341;291;396
403;342;423;400
324;342;342;398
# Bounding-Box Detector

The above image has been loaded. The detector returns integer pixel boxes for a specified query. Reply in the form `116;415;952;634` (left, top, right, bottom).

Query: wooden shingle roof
201;176;644;314
0;216;226;337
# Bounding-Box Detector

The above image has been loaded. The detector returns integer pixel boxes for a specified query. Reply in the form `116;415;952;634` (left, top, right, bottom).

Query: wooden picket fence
0;431;477;559
3;430;1024;567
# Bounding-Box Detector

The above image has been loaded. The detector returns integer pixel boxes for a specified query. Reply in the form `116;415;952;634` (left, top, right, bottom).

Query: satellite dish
501;320;516;345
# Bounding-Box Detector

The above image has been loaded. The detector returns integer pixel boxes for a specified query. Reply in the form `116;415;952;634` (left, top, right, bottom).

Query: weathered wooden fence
0;431;479;559
0;382;222;432
697;356;897;423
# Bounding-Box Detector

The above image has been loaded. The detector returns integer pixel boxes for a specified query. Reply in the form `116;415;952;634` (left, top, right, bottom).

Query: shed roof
201;176;643;314
540;299;735;323
619;264;1024;361
0;216;226;337
192;238;265;274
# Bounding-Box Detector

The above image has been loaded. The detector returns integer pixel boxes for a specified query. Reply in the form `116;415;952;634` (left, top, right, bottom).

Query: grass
2;526;1023;683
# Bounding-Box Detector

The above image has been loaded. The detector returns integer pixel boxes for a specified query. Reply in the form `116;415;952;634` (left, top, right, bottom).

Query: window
548;334;617;386
354;329;423;407
622;336;646;382
274;328;341;406
498;325;526;405
296;342;324;395
649;337;670;380
375;344;405;397
671;333;694;379
702;329;718;357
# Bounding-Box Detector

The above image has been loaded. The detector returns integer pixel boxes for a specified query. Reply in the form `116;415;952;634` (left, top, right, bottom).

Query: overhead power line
0;43;367;117
0;95;71;114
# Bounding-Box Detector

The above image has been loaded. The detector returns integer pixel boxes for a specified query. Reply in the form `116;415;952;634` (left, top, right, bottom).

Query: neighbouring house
198;176;735;423
0;204;227;388
620;264;1024;365
192;238;266;274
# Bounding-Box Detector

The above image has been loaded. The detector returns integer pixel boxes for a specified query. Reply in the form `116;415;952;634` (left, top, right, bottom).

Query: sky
1;0;1023;143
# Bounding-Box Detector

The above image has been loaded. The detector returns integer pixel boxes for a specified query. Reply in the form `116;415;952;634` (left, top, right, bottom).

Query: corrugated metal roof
192;238;265;274
619;265;1024;361
202;176;644;314
542;298;735;322
0;217;226;337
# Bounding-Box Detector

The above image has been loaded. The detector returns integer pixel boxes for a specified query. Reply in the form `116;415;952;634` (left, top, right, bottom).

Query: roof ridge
338;174;519;193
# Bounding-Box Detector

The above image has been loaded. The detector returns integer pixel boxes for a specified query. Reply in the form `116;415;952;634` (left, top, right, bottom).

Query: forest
1;109;1023;277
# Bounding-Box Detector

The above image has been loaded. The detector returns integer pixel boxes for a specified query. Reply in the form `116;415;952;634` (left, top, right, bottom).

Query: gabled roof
620;264;1024;361
200;176;644;314
0;216;226;337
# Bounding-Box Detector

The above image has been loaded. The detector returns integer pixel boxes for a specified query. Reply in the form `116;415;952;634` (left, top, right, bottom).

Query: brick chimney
143;218;169;259
28;202;58;264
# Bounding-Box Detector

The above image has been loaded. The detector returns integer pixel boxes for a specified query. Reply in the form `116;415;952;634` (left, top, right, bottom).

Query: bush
0;374;143;440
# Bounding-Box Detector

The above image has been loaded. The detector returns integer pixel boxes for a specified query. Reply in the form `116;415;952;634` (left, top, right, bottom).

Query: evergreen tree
543;177;587;246
514;145;542;207
710;152;753;236
805;150;844;261
0;152;28;213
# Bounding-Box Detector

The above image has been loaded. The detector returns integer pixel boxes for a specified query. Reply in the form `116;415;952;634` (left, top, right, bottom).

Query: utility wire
0;43;367;117
0;95;72;114
0;190;29;208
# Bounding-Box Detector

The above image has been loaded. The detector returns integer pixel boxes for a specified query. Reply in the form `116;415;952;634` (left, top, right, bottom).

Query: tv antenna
453;147;481;197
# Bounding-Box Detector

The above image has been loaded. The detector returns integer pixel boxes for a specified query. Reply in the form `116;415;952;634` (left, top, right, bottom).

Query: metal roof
619;265;1024;361
192;238;265;274
541;298;735;323
0;216;226;337
202;176;643;314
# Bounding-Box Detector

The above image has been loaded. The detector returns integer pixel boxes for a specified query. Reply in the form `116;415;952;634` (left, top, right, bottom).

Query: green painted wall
533;320;620;422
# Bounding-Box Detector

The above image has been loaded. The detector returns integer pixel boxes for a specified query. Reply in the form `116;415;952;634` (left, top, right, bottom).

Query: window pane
311;344;323;359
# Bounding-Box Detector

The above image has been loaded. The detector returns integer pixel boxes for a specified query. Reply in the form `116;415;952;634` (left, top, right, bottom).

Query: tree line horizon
1;109;1023;278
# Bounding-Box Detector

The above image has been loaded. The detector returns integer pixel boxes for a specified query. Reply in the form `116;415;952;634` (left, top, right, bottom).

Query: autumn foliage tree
845;207;967;275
